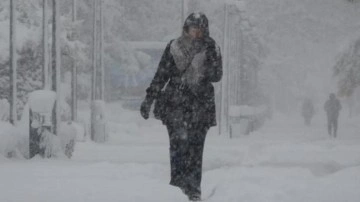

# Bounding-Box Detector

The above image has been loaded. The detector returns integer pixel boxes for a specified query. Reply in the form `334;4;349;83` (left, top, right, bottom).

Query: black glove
140;97;153;120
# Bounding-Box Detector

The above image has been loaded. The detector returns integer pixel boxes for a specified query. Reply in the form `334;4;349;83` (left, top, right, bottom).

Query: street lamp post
42;0;49;90
71;0;78;122
220;3;229;135
51;0;61;135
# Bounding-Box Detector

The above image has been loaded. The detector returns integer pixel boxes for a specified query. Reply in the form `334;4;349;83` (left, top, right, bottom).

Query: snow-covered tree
334;37;360;97
0;0;88;119
0;0;42;118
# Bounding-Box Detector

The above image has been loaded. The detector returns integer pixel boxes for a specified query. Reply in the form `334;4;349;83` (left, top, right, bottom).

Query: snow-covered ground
1;102;360;202
1;0;359;201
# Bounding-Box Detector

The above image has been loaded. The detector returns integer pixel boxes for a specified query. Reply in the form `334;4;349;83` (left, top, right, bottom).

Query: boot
188;193;201;201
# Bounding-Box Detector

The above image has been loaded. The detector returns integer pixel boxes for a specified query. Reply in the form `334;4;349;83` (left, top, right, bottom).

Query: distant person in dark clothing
140;12;222;201
302;98;315;126
324;93;342;137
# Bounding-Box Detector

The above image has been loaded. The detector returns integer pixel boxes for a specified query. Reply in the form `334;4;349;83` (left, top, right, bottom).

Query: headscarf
170;13;210;87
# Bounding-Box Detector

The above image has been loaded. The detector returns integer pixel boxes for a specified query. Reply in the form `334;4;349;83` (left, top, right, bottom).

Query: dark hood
183;12;210;37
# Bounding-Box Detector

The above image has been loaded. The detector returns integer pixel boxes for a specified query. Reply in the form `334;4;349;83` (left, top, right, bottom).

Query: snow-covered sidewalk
1;104;360;202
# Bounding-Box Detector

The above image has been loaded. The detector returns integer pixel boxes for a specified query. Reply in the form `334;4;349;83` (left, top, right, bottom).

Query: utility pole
52;0;61;135
42;0;49;89
99;0;105;100
91;0;98;101
220;3;229;135
236;19;241;104
91;0;98;140
90;0;107;142
9;0;17;125
71;0;78;121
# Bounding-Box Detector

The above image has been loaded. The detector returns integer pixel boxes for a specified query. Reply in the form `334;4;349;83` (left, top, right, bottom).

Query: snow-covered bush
0;121;19;157
37;122;76;158
58;122;77;158
13;90;77;159
0;99;9;121
71;121;86;142
334;38;360;97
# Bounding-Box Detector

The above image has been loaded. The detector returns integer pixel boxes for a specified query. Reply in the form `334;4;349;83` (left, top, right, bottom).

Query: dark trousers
327;116;338;138
166;122;208;196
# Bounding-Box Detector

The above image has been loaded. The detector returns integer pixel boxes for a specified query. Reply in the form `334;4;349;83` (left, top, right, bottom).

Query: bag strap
161;39;199;92
160;79;170;91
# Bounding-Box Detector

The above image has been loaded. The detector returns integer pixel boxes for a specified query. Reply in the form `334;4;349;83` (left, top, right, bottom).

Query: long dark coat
145;37;222;127
324;98;341;119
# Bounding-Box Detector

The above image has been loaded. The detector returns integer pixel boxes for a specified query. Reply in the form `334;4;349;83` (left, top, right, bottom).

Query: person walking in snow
301;98;315;126
140;12;222;201
324;93;342;138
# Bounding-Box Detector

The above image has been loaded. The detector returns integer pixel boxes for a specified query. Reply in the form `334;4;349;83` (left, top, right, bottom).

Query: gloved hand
140;98;153;120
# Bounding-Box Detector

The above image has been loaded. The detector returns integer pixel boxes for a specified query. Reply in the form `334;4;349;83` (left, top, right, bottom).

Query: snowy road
1;105;360;202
